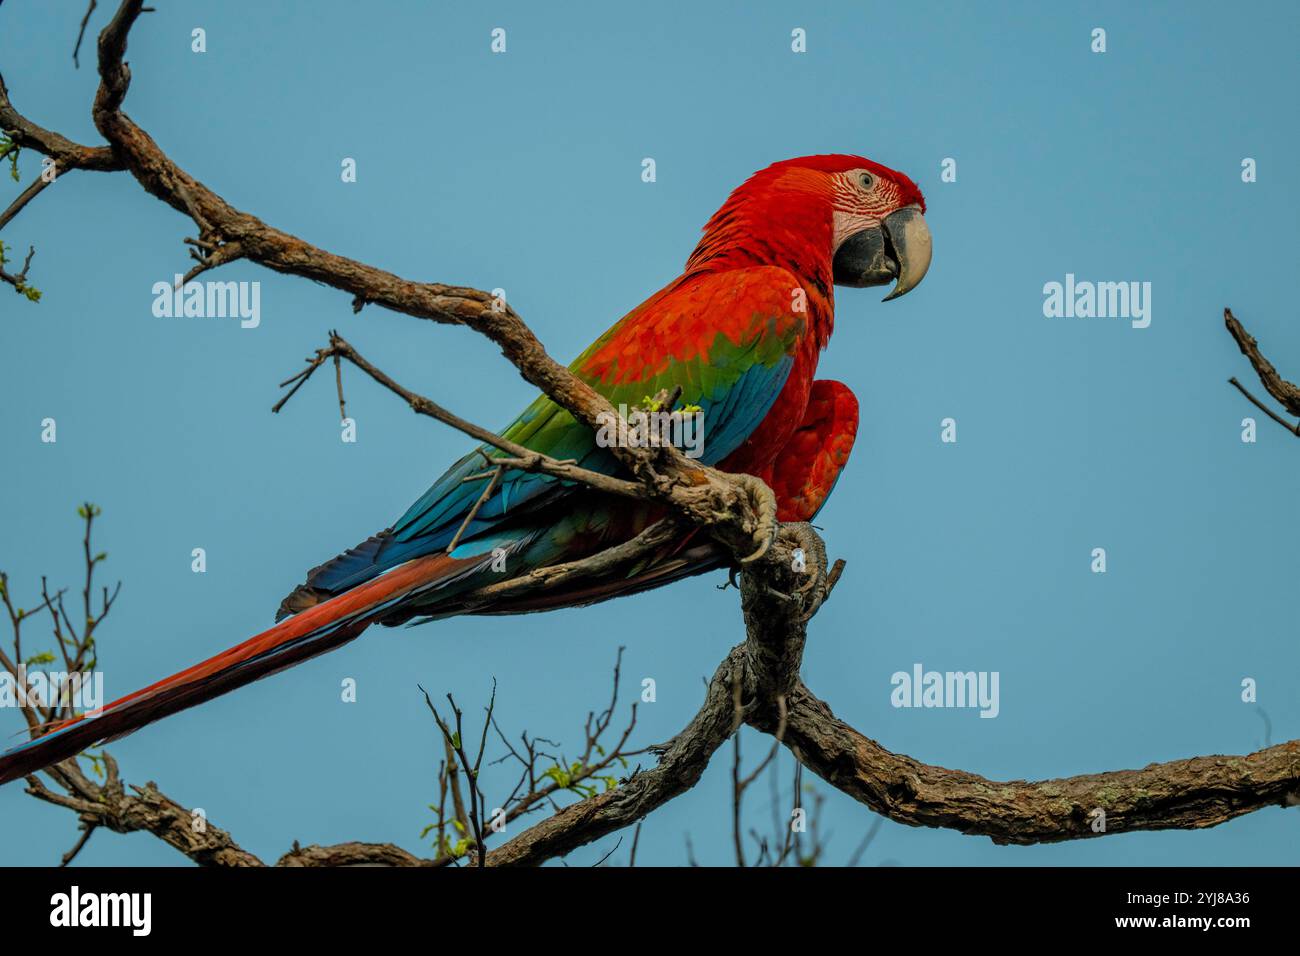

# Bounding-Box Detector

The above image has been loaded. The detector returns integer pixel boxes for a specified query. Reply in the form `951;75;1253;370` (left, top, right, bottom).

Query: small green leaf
541;764;571;789
1;138;19;183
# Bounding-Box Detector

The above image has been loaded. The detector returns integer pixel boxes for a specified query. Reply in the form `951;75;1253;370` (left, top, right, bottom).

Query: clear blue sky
2;0;1297;866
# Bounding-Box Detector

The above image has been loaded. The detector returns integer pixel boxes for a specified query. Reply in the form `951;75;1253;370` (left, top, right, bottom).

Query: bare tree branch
0;241;36;296
0;74;121;173
1224;308;1300;435
276;842;432;867
0;174;50;232
273;332;656;504
82;1;777;565
735;528;1300;847
778;684;1300;845
26;757;263;867
73;0;99;69
483;647;742;866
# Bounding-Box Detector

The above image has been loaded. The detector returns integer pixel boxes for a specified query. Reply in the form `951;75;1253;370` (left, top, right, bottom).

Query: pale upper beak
831;205;932;301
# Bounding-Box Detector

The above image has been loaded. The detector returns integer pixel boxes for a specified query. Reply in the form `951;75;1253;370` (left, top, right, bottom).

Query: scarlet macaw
0;154;930;784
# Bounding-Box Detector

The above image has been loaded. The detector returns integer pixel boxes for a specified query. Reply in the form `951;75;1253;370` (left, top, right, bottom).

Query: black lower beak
832;206;932;301
833;225;897;289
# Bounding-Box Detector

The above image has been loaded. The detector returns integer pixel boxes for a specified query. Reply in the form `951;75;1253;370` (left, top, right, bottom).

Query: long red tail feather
0;552;464;785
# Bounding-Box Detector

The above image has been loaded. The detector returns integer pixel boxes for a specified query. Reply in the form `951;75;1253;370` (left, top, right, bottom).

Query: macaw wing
310;266;808;593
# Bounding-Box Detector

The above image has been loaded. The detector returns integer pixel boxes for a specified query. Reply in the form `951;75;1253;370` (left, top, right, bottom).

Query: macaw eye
858;172;875;190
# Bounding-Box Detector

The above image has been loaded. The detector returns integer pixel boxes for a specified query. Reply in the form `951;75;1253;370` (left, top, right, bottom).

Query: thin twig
0;174;51;232
446;466;503;554
1224;308;1300;435
73;0;98;69
1229;377;1300;436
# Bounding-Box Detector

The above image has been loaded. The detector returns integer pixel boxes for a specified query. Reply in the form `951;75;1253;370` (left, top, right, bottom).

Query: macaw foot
732;472;779;564
780;521;845;621
754;521;825;598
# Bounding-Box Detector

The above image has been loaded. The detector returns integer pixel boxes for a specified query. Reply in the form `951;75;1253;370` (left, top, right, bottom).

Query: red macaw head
690;154;932;301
